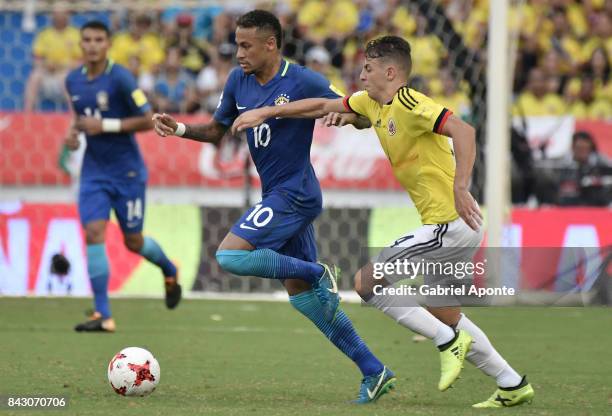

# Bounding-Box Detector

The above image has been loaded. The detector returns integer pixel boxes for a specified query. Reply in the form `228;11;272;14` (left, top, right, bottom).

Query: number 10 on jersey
253;123;271;148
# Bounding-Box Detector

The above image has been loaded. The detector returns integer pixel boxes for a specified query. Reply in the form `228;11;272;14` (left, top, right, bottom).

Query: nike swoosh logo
236;105;247;110
327;269;338;294
239;223;257;230
367;367;386;400
71;95;80;101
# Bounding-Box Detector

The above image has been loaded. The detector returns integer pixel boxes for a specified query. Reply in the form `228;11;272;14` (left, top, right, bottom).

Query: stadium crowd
20;0;611;206
24;0;612;120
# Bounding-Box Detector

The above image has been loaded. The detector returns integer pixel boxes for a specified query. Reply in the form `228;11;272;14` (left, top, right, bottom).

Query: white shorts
375;217;485;307
381;217;483;262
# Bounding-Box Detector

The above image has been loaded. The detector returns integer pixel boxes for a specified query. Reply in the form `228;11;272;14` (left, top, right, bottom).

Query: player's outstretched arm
119;111;155;132
74;111;154;136
441;115;483;231
152;113;227;145
231;98;347;135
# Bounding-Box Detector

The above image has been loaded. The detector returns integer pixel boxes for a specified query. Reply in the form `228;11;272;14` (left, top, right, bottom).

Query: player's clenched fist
75;116;103;135
152;113;178;137
65;122;80;151
322;112;356;127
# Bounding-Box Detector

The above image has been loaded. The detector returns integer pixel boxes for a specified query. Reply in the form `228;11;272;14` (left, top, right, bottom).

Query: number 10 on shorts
244;204;274;228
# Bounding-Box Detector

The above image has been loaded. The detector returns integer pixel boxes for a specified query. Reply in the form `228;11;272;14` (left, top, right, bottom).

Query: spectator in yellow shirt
24;6;81;111
541;50;567;95
570;76;612;119
584;47;610;100
432;69;471;120
166;14;211;76
408;14;446;78
297;0;358;42
539;7;581;70
390;4;416;39
582;12;612;65
513;68;567;116
109;14;164;75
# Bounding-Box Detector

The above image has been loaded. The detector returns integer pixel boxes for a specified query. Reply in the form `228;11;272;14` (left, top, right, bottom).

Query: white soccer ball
107;347;160;396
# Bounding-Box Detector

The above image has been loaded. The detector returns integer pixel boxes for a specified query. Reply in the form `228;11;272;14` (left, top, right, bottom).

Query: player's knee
124;234;144;253
283;279;311;296
215;249;251;275
354;269;363;294
428;307;461;327
84;223;106;244
354;267;373;300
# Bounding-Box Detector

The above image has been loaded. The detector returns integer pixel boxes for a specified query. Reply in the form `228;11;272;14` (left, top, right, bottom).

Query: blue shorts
79;178;146;234
230;193;319;262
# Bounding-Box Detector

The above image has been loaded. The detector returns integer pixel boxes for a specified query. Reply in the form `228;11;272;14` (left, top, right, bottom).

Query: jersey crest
96;91;109;111
388;118;397;136
274;93;290;106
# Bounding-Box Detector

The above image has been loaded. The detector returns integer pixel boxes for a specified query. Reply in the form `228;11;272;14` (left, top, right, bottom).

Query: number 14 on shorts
126;198;142;221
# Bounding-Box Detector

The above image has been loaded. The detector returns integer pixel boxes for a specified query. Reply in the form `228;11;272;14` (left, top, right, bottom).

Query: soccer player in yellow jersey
232;36;534;409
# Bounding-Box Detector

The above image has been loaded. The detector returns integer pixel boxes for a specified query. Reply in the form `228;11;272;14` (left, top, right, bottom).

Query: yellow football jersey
33;26;81;67
344;87;459;224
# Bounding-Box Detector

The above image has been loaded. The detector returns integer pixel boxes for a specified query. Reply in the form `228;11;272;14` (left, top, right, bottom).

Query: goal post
486;0;511;249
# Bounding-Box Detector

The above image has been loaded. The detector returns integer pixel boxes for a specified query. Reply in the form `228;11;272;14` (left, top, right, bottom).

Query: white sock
367;295;455;346
456;314;522;388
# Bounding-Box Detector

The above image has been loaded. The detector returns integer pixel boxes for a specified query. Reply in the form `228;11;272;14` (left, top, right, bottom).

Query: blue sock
140;237;176;277
87;244;111;319
290;290;384;377
216;249;324;284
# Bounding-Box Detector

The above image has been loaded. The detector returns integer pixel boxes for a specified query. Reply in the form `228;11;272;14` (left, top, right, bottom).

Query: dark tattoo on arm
183;121;228;145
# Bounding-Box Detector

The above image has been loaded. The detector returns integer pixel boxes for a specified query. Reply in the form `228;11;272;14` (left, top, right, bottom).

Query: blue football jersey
65;60;151;181
214;60;342;214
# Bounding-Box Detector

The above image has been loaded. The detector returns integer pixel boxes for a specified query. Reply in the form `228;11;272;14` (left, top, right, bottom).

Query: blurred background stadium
0;0;610;302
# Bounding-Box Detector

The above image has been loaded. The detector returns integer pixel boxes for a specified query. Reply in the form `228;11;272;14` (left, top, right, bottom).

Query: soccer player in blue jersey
153;10;395;403
64;21;181;333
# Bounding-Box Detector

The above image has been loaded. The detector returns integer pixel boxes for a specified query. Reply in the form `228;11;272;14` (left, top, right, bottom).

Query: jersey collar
255;59;290;87
387;84;411;105
81;59;114;76
280;59;290;77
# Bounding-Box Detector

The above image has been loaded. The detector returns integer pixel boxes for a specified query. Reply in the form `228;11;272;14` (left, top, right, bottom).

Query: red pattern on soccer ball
128;360;155;386
110;382;127;396
108;353;126;372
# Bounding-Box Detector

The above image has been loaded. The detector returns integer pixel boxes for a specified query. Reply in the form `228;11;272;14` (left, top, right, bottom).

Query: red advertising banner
575;120;612;157
4;112;608;189
509;208;611;291
0;112;397;189
1;203;610;296
0;202;201;296
0;203;142;296
470;208;611;292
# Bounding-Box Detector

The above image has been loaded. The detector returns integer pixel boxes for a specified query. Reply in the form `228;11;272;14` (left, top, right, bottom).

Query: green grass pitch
1;298;610;415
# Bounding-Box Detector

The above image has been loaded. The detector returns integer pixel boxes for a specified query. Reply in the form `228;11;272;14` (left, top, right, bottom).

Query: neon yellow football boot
438;330;472;391
473;377;535;408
